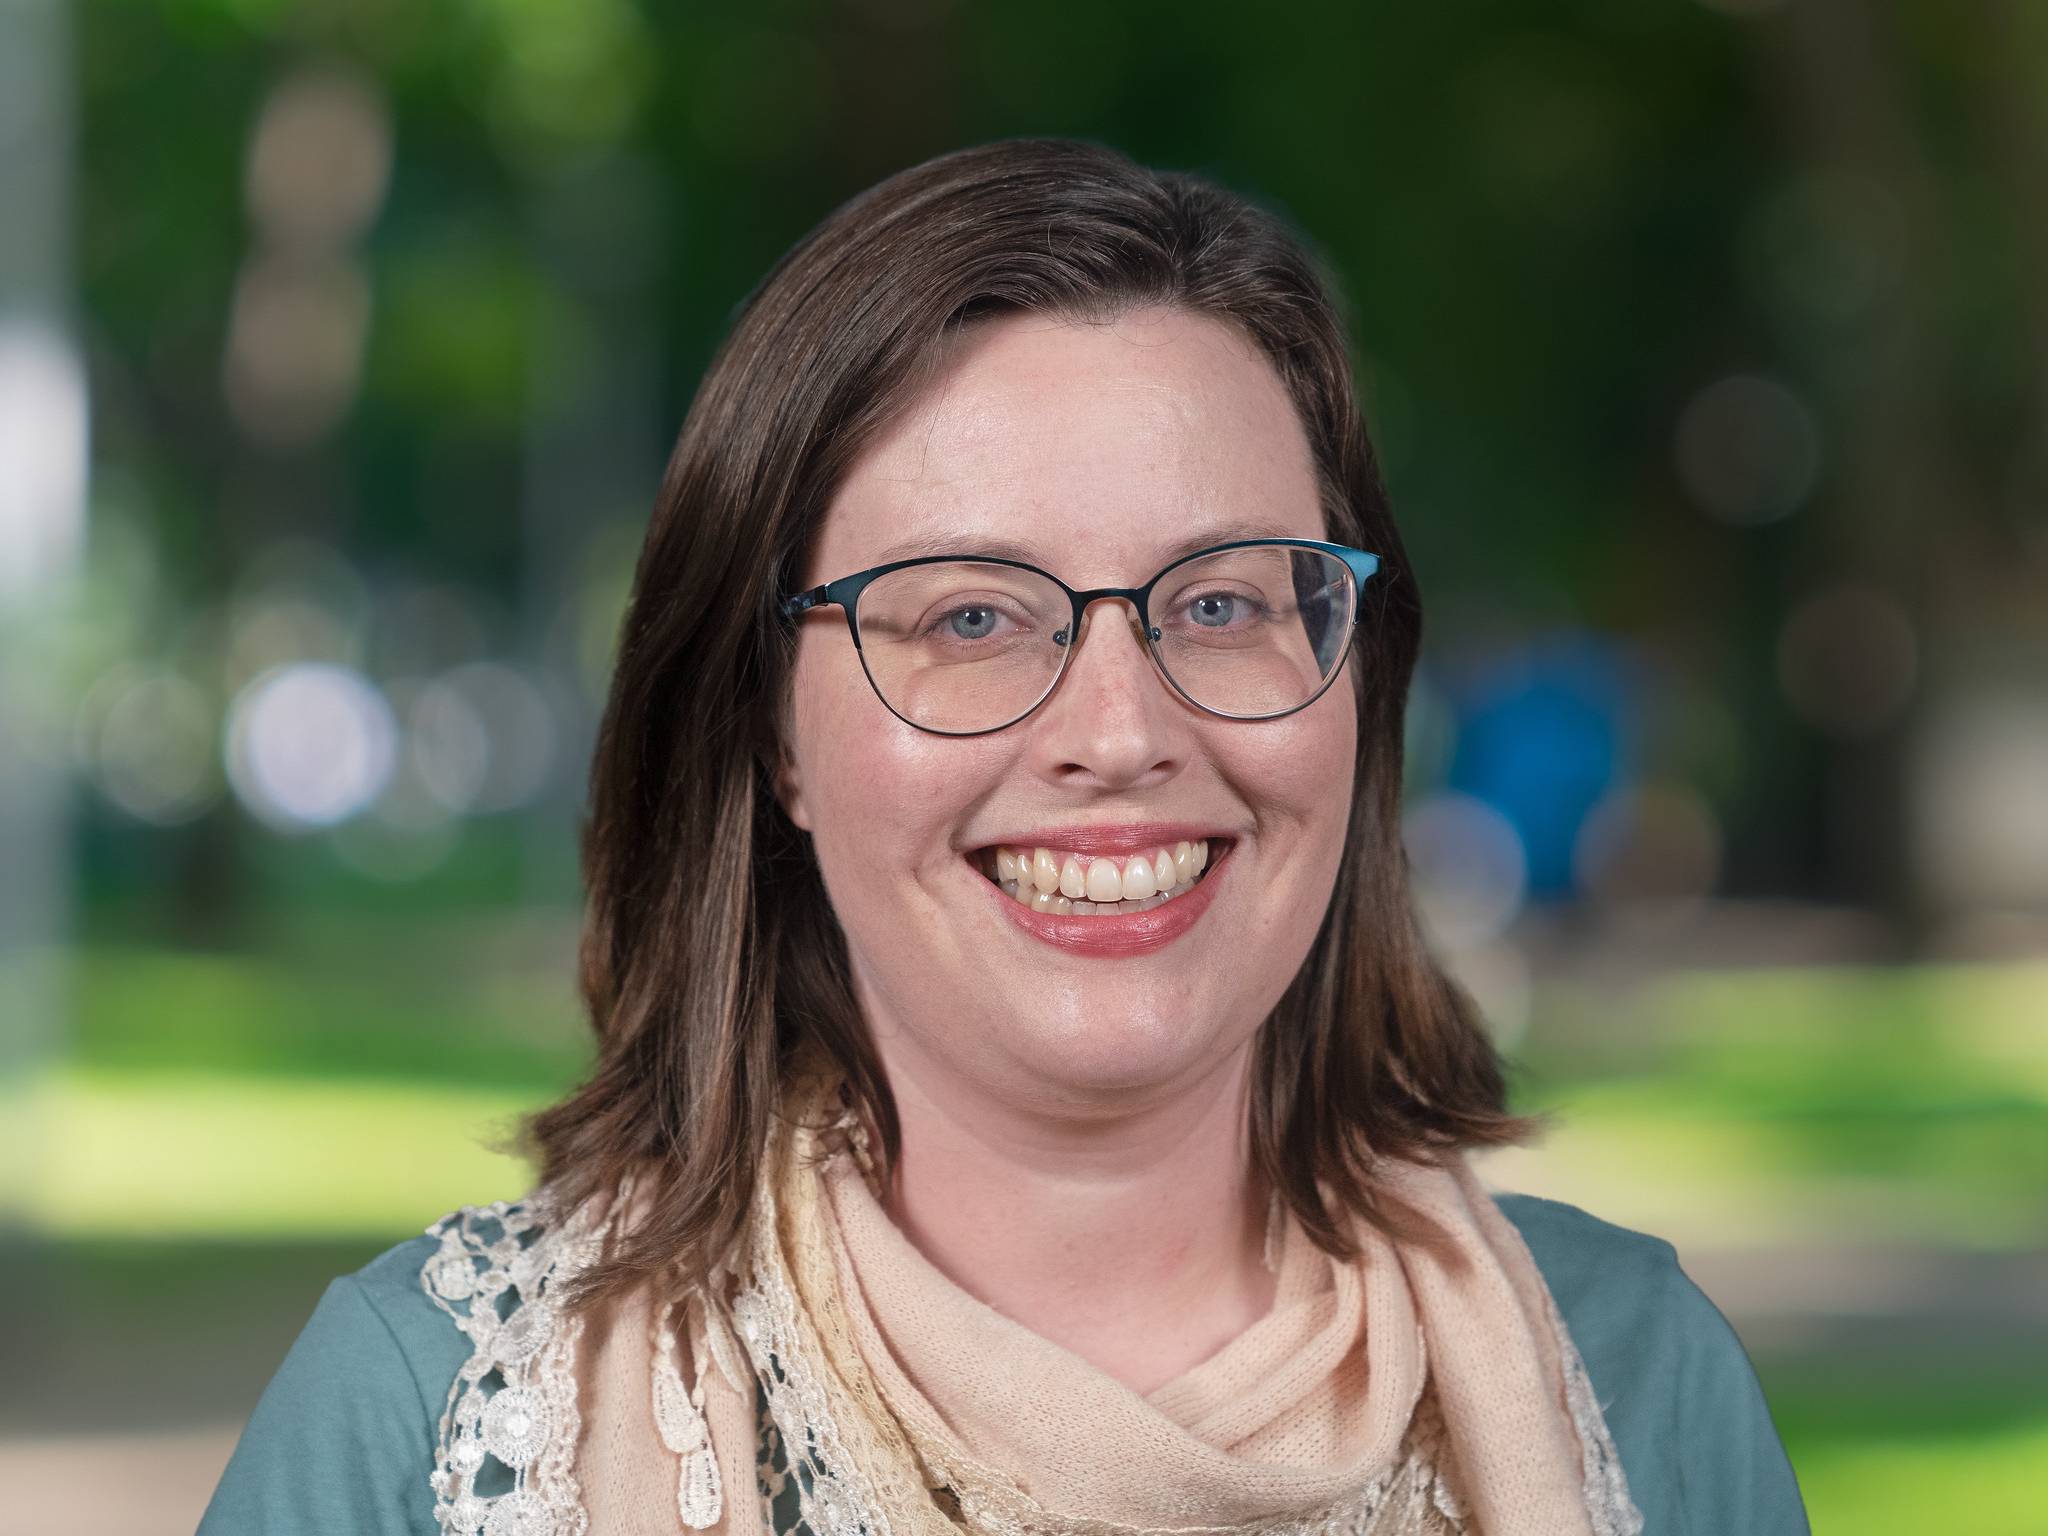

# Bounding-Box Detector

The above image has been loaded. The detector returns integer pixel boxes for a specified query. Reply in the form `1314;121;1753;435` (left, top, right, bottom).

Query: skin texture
776;306;1357;1394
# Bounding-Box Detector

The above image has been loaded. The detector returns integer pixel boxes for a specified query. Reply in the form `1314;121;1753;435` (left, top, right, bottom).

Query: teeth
1033;848;1061;894
1084;858;1122;903
985;838;1216;918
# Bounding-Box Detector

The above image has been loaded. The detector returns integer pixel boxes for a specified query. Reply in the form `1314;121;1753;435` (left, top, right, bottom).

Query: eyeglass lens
851;545;1358;733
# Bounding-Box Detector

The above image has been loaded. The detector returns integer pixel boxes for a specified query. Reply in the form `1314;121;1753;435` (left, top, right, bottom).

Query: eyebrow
865;521;1311;575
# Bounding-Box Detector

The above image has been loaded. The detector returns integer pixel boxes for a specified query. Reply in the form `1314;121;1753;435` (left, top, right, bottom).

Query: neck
871;1031;1278;1397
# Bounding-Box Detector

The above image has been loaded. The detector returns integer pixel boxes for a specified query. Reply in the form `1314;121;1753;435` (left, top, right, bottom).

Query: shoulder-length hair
518;135;1537;1316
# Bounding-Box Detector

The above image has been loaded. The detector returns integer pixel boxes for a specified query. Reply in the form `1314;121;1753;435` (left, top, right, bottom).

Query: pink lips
978;838;1232;957
974;822;1229;860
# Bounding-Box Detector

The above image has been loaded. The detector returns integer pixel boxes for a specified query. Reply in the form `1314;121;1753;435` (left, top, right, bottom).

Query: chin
1000;1011;1227;1104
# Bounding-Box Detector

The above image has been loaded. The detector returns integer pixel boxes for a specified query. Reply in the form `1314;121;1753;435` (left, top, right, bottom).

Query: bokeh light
1574;778;1724;927
72;664;220;825
223;537;371;685
221;253;372;447
244;65;392;253
1912;691;2048;913
1741;169;1908;331
1777;584;1918;737
1404;790;1530;950
224;662;397;830
1674;373;1822;527
416;661;558;813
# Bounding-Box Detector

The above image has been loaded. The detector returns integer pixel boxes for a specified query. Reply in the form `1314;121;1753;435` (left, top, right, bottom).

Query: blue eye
945;606;1000;640
1189;593;1238;628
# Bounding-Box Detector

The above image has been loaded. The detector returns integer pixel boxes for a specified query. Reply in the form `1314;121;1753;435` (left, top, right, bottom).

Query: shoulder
1494;1189;1684;1327
197;1196;568;1536
1493;1191;1813;1536
348;1226;473;1398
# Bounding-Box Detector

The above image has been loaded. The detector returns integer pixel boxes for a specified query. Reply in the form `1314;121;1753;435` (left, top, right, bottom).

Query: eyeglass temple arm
780;587;829;618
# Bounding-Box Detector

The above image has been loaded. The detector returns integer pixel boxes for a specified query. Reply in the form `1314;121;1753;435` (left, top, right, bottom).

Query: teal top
196;1192;1810;1535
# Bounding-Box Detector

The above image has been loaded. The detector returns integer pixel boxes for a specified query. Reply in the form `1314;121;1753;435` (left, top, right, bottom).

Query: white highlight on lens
225;662;396;829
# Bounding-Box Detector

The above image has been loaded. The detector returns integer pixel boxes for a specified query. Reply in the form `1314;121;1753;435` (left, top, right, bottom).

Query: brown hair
516;135;1539;1316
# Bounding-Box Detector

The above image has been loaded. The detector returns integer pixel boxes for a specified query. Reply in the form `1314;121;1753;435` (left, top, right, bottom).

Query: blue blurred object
1444;632;1639;898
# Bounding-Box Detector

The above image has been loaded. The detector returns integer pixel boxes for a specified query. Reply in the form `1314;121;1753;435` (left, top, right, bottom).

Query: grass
4;1067;540;1239
1498;958;2048;1250
1767;1371;2048;1536
1788;1418;2048;1534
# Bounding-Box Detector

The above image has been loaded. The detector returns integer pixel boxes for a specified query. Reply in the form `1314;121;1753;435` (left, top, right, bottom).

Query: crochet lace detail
420;1193;604;1536
729;1250;895;1536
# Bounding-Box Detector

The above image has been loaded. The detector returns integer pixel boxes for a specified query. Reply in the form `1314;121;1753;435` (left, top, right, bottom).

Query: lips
972;823;1232;860
971;836;1233;956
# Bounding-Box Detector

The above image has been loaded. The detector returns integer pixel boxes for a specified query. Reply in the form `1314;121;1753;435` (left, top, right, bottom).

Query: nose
1023;597;1189;788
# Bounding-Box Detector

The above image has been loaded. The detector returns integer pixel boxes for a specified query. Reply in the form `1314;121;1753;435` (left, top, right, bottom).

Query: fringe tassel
652;1293;724;1529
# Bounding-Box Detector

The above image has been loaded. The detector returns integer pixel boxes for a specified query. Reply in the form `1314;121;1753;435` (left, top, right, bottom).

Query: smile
970;834;1232;956
980;839;1216;915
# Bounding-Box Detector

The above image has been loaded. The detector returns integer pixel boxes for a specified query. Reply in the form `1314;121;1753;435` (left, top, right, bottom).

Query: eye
1177;589;1269;630
916;601;1033;645
942;605;1002;641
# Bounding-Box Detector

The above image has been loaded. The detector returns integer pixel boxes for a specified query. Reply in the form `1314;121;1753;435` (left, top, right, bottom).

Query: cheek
1222;681;1358;839
787;636;999;886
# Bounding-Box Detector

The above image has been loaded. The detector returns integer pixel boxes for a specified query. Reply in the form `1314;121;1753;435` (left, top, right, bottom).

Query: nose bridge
1065;589;1154;669
1036;586;1177;729
1017;583;1189;785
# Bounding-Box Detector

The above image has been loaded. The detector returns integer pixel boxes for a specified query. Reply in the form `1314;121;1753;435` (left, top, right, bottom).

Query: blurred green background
2;0;2045;1531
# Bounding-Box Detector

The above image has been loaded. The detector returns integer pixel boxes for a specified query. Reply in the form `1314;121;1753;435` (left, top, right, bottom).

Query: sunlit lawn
7;937;2046;1535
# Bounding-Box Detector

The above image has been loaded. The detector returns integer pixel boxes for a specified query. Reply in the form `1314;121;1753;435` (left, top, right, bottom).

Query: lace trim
729;1253;890;1536
653;1290;727;1528
420;1193;603;1536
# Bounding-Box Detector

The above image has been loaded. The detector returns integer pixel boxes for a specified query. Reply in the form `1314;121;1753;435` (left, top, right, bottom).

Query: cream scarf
420;1052;1642;1536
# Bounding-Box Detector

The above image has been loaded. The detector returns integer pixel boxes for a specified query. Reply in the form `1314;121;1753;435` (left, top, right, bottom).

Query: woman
198;137;1809;1536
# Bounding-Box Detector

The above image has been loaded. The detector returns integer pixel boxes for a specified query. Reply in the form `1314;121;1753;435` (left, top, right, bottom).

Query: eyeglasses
779;538;1382;736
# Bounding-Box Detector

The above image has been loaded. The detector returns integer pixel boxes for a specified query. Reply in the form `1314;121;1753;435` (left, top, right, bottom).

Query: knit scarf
421;1050;1642;1536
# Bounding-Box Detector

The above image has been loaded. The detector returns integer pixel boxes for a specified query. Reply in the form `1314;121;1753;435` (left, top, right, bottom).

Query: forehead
808;307;1326;585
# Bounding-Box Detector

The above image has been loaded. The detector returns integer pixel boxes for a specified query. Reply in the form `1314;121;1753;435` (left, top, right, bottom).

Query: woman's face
780;306;1357;1111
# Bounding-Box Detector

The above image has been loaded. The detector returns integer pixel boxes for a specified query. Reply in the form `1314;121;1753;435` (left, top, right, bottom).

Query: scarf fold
423;1052;1641;1536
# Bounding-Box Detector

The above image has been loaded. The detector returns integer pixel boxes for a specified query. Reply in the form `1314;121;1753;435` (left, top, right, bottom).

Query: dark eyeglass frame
778;537;1383;737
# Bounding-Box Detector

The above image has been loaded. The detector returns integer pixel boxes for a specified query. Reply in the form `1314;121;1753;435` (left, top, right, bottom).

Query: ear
771;730;813;833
